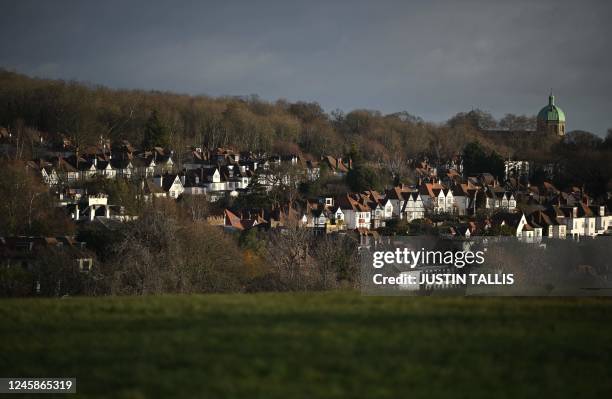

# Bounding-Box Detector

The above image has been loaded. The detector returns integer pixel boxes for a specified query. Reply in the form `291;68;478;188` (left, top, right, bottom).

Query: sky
1;0;611;135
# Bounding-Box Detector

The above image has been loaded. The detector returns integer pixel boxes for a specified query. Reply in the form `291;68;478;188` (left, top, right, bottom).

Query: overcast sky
1;0;611;135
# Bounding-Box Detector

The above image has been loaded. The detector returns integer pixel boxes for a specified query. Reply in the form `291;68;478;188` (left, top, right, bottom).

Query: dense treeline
0;69;522;161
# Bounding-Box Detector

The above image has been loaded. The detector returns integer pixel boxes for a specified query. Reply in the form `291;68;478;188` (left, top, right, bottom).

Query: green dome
537;94;565;122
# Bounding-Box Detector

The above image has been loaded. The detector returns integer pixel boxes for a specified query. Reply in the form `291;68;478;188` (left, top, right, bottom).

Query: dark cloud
1;0;611;135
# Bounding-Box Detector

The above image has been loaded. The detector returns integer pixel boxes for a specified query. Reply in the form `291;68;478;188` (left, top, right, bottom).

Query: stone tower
537;93;566;136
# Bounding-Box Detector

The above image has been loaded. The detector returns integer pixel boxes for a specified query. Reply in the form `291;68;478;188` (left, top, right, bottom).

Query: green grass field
1;292;612;398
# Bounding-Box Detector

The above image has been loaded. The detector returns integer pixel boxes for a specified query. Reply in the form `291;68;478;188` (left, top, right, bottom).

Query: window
78;259;93;272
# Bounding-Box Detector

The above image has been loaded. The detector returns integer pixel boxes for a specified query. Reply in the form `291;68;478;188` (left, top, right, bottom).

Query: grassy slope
1;292;611;399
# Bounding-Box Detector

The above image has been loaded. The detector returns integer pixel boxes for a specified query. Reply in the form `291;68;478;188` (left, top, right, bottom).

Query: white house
554;204;610;238
381;198;394;220
401;192;425;221
370;202;385;229
41;166;59;186
111;159;134;179
204;168;227;192
153;174;184;199
495;212;542;243
79;161;97;180
420;183;454;214
594;205;612;235
97;160;116;179
134;156;156;177
330;206;345;228
385;186;410;218
528;210;567;239
307;209;329;230
338;196;371;229
559;206;586;238
486;189;517;211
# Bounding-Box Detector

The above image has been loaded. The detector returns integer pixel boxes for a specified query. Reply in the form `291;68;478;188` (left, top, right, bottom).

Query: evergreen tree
142;110;169;149
346;165;383;192
462;142;504;178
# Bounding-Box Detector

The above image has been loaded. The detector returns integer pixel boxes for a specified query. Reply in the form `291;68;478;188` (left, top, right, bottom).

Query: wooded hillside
0;69;536;161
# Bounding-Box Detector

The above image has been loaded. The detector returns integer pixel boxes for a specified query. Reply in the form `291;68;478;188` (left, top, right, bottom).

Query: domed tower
537;92;566;136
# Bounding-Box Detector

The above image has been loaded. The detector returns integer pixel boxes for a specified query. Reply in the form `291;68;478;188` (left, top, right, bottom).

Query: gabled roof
455;225;471;236
385;186;408;200
323;155;351;172
143;179;165;194
96;160;114;171
110;158;132;169
161;174;182;192
419;182;445;198
132;155;156;168
555;203;596;218
528;210;560;227
53;157;78;173
452;184;468;197
491;212;524;228
400;193;422;212
224;209;244;230
331;205;344;214
337;195;371;212
401;191;420;202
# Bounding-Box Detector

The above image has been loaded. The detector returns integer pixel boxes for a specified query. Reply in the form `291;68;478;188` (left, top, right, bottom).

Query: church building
536;93;566;136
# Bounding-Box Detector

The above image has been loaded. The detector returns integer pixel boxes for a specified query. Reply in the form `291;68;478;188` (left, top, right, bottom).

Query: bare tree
384;152;411;184
179;194;209;222
266;225;315;290
259;163;304;206
312;235;359;289
107;206;245;295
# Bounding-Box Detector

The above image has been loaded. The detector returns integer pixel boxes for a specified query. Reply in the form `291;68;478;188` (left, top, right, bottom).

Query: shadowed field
1;292;611;398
